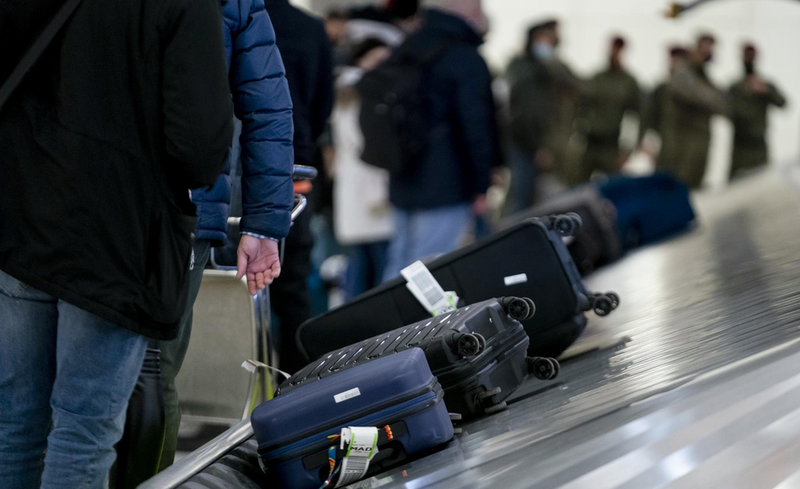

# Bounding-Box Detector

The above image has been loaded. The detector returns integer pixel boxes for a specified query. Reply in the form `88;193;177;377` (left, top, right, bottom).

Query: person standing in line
578;36;641;183
264;0;335;374
156;0;295;471
504;24;552;213
639;46;688;166
728;43;787;179
0;0;234;487
661;33;729;189
331;39;395;300
529;19;584;189
382;0;501;281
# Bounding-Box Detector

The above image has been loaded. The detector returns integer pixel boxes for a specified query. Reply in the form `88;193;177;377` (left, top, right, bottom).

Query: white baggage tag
401;261;457;316
335;426;379;487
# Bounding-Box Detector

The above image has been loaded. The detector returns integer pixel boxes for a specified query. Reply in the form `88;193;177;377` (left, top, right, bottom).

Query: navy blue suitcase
599;173;696;250
251;348;454;489
297;216;619;362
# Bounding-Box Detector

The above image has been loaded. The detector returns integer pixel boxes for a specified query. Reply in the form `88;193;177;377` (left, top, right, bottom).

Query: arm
161;0;233;189
668;68;729;117
231;0;294;240
452;51;501;198
768;82;787;108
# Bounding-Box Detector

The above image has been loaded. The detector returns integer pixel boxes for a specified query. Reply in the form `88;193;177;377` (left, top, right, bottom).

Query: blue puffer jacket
192;0;295;245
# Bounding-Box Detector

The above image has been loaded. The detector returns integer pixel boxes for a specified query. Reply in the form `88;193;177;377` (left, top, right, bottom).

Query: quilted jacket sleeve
230;0;294;239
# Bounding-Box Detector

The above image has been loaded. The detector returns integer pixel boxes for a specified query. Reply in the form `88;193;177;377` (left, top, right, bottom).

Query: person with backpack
0;0;233;487
368;0;501;281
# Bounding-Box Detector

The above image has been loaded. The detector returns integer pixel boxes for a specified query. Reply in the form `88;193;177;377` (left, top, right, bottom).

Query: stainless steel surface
137;418;254;489
352;168;800;488
176;271;265;424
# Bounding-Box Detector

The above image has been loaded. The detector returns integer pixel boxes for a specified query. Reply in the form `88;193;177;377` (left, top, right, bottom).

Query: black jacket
390;9;501;210
0;0;234;340
264;0;335;168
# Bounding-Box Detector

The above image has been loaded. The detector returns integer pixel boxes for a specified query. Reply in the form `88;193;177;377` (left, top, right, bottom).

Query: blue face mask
532;42;555;60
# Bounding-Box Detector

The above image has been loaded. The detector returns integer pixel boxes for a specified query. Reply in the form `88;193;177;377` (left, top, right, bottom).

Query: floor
352;167;800;489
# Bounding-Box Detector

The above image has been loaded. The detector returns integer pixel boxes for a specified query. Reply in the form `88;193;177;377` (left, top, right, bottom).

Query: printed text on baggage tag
504;273;528;286
401;261;457;316
334;387;361;403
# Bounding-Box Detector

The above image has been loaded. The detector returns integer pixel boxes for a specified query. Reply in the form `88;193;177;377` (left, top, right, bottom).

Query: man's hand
236;235;281;295
472;194;489;217
746;75;769;94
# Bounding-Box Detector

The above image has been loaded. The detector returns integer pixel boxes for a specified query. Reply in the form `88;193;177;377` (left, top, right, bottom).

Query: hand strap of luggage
0;0;83;110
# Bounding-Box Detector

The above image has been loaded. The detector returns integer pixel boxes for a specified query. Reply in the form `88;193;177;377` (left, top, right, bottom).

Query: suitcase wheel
500;297;535;321
528;357;559;380
473;333;487;353
484;402;508;416
552;214;582;237
477;387;502;401
451;333;484;358
592;295;614;317
606;292;620;309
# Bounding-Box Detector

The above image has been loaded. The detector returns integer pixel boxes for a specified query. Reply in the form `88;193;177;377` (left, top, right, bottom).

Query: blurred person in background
661;33;729;188
156;0;295;471
504;24;552;213
577;36;641;183
529;19;584;190
331;39;395;300
326;9;351;66
265;0;335;374
640;46;688;164
0;0;233;486
728;43;787;179
382;0;501;281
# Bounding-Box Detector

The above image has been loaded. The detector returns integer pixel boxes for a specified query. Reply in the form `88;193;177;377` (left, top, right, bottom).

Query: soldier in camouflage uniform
661;34;729;189
639;46;687;162
577;36;641;184
728;44;787;178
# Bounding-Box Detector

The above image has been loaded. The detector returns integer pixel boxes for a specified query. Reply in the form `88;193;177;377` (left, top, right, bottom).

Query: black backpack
357;40;457;177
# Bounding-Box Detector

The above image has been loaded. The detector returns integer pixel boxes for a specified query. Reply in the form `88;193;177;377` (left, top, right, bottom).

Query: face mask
744;61;755;75
532;42;555;60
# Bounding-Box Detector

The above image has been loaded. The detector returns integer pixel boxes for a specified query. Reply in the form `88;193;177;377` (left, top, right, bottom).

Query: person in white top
331;39;396;300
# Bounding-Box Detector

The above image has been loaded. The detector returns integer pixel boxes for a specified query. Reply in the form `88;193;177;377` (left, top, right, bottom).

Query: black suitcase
500;186;622;275
283;297;560;419
296;216;618;362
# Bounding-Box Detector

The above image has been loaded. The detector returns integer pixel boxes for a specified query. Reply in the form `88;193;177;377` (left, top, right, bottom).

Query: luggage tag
335;426;379;487
401;261;459;316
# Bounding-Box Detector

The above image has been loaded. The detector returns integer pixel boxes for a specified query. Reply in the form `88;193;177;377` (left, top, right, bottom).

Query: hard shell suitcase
283;297;560;419
297;216;619;362
599;173;696;249
500;186;622;275
251;348;454;489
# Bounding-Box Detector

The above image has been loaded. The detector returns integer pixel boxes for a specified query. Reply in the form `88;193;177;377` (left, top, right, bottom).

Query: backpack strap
0;0;83;110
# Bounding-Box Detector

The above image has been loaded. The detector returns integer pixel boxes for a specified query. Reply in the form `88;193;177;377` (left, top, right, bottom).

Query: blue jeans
383;204;473;282
344;241;390;301
0;269;148;489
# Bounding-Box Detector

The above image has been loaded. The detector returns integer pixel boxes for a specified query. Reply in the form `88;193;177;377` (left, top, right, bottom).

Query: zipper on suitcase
259;380;443;459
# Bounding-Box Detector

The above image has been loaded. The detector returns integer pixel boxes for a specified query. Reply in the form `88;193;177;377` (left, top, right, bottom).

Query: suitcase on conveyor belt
282;297;560;419
500;186;622;275
598;173;696;250
252;349;455;489
297;216;619;362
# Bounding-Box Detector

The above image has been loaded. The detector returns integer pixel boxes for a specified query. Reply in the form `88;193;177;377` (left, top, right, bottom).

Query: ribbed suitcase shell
285;298;541;419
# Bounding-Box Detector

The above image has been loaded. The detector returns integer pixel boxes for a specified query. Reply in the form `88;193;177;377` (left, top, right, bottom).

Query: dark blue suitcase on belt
251;348;454;489
599;173;696;249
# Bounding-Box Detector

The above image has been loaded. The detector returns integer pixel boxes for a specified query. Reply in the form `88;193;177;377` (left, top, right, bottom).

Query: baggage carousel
145;167;800;489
